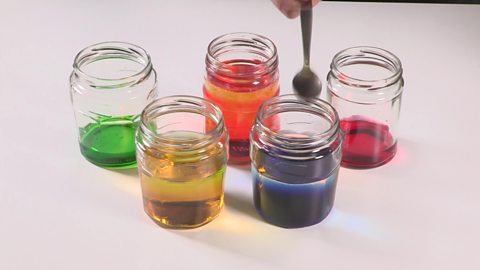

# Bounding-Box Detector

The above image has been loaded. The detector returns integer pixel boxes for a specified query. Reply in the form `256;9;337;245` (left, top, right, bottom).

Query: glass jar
250;95;343;228
204;32;280;165
70;41;157;168
136;96;229;229
327;46;404;169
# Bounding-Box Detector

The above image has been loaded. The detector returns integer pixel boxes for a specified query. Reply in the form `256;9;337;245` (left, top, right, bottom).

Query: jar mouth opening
255;95;340;146
73;41;152;82
206;32;278;78
330;46;402;89
139;96;225;150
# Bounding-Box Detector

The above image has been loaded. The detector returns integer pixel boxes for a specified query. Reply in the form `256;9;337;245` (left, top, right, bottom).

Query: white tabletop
1;1;479;269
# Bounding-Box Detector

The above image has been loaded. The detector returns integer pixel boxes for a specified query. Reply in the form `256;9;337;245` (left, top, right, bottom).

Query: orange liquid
138;131;227;228
204;60;279;164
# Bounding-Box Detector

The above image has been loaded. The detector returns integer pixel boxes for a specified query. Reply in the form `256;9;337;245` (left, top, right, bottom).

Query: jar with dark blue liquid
250;95;343;228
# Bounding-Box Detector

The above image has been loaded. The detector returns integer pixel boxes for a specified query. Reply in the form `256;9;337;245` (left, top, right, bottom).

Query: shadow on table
168;207;288;260
108;167;139;177
224;191;262;222
106;167;141;198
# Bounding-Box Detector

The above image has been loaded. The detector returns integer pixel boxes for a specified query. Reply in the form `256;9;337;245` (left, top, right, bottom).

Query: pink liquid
340;117;397;169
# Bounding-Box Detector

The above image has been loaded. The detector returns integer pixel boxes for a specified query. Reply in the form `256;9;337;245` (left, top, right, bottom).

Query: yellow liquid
138;132;227;228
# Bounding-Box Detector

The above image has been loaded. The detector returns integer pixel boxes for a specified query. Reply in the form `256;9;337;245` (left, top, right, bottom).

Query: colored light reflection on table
325;209;388;241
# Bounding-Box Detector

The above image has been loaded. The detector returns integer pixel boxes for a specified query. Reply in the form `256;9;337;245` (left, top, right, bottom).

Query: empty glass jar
136;96;229;229
70;41;157;168
327;46;404;169
250;95;343;228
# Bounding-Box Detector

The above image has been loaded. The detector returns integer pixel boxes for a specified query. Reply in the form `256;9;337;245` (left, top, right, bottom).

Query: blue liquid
252;147;341;228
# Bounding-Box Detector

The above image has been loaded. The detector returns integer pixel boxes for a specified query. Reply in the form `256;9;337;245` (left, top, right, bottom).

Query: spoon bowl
293;67;322;98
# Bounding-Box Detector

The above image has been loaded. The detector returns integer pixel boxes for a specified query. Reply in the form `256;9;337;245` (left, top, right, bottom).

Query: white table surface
1;1;479;269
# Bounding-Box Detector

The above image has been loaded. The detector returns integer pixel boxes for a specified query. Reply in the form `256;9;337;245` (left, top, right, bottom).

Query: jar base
143;197;223;229
253;166;338;228
256;206;333;229
341;143;397;169
79;119;138;169
83;157;137;169
228;139;251;165
228;156;251;165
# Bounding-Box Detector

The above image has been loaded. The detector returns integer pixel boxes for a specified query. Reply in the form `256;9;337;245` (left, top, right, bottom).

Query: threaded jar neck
138;96;226;152
252;95;341;159
205;32;278;79
330;46;403;90
72;41;154;89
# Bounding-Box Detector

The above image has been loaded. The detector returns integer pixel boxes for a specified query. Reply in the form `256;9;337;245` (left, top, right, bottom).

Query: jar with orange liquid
136;96;228;229
204;33;279;164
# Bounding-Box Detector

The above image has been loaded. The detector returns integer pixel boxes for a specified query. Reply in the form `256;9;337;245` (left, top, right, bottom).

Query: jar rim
330;46;403;89
206;32;278;78
138;95;225;150
254;94;340;148
73;41;153;82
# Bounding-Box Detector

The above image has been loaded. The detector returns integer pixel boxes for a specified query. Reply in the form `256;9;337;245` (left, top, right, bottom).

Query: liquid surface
252;146;340;228
204;59;279;164
79;116;138;168
340;117;396;169
138;131;227;228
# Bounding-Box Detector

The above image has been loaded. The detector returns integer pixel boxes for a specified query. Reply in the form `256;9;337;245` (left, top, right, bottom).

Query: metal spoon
293;1;322;99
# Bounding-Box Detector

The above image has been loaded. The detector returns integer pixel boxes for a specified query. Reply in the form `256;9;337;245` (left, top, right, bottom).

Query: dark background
326;0;479;3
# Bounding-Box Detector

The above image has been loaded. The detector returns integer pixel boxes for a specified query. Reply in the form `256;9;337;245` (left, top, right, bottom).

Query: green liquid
79;116;138;169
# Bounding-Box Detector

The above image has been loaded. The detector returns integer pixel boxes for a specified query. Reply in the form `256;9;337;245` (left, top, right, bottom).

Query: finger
272;0;321;19
296;0;322;7
272;0;302;19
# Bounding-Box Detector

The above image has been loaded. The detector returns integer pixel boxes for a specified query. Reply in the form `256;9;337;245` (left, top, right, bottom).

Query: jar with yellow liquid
136;96;229;228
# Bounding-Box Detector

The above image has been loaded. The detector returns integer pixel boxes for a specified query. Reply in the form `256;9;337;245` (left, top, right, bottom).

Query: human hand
271;0;321;19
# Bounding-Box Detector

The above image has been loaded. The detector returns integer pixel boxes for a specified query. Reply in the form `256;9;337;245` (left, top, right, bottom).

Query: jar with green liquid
70;42;157;168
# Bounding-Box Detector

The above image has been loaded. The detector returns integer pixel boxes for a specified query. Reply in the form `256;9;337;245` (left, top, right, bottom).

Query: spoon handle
300;1;313;68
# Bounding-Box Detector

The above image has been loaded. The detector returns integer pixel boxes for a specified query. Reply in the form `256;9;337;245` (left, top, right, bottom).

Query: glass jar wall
204;32;279;164
327;46;404;169
70;41;157;168
136;96;229;229
251;95;343;228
